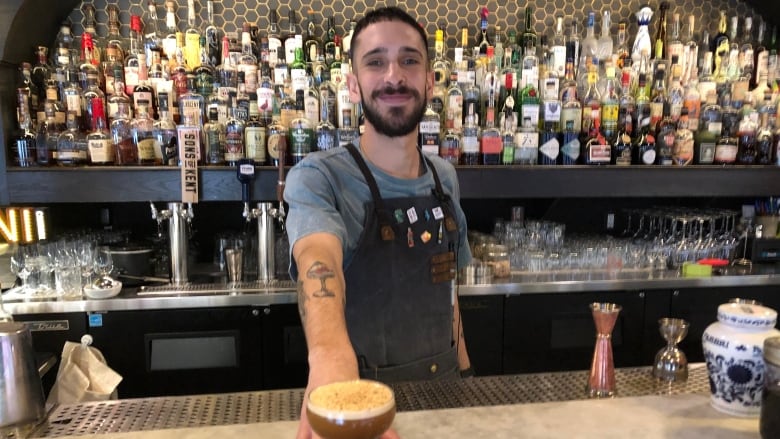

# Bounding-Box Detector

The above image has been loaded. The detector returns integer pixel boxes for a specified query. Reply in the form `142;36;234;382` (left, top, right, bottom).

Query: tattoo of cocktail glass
307;262;335;298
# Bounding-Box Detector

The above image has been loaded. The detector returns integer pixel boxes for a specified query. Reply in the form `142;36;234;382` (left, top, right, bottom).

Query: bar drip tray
136;280;296;296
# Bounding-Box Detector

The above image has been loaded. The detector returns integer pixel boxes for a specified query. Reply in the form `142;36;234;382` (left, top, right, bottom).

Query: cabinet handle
252;309;260;316
673;290;680;297
263;307;271;315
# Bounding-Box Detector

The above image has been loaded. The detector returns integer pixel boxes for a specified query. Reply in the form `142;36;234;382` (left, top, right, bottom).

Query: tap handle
236;158;256;203
150;201;159;220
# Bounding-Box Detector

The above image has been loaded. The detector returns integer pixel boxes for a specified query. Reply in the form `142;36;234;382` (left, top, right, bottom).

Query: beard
359;85;428;138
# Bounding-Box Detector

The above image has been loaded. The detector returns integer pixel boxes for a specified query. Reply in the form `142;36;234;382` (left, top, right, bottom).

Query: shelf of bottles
6;0;780;203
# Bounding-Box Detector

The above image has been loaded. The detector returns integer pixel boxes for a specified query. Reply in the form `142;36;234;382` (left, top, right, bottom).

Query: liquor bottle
582;12;598;61
224;106;246;166
204;107;226;164
752;19;768;90
461;103;480;165
53;23;76;81
667;62;684;122
244;95;266;165
162;1;178;61
711;12;730;80
499;106;516;165
725;16;740;83
77;32;100;95
131;100;158;165
329;35;343;89
239;23;259;94
111;101;136;165
720;93;740;143
17;63;39;125
653;2;669;62
267;115;288;166
81;69;106;134
695;90;721;164
697;52;717;104
323;16;337;68
614;22;630;70
583;118;610;165
133;53;155;117
561;120;580;165
336;64;353;130
520;45;540;127
493;25;504;71
755;93;775;165
179;76;206;127
317;69;337;127
446;72;464;134
601;66;619;143
672;108;694;165
267;10;283;69
315;92;337;152
56;111;87;166
284;10;301;65
125;15;144;96
539;112;561;165
183;0;200;70
667;13;683;66
342;20;356;60
618;69;636;134
478;7;492;57
11;87;38;168
420;101;443;157
480;90;501;165
560;60;581;134
514;117;539;165
289;89;314;164
581;63;601;142
235;72;251;124
36;101;61;166
195;36;216;98
303;10;321;64
107;69;132;124
612;105;634;166
683;68;701;132
87;98;114;165
462;59;481;128
633;116;656;165
549;16;566;78
432;28;451;120
736;107;758;164
290;46;308;94
143;1;162;69
655;103;675;165
304;75;320;125
481;46;499;124
31;47;53;107
44;81;67;127
649;67;666;132
105;4;126;64
713;107;738;166
204;0;221;68
151;93;176;165
566;21;581;74
740;17;755;84
257;61;275;126
682;15;699;85
597;10;613;64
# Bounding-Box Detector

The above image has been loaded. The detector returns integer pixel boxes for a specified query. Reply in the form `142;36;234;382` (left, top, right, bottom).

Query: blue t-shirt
284;147;472;279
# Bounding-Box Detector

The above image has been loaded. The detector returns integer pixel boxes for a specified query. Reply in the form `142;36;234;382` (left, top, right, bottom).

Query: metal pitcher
0;322;45;433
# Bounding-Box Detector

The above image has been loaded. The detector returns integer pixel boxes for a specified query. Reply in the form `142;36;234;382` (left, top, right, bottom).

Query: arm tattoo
306;261;336;298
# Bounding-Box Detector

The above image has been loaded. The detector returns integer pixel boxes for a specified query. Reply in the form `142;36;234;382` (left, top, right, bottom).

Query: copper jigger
587;302;622;398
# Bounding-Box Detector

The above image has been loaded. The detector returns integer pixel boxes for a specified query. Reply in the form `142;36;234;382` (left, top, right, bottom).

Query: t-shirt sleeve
284;162;347;280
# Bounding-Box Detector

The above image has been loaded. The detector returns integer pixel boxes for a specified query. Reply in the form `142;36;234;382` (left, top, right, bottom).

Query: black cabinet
503;291;646;373
261;303;308;390
460;295;504;376
86;307;264;398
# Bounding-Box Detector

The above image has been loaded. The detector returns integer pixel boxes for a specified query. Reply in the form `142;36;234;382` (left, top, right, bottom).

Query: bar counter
4;263;780;314
30;364;759;438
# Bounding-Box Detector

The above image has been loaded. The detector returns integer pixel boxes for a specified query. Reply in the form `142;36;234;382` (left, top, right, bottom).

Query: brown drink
307;379;396;439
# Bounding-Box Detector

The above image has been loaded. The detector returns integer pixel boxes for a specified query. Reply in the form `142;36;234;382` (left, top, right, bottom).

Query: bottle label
245;126;267;162
539;137;560;160
57;151;87;161
673;136;694;165
551;46;566;77
273;66;288;86
614;140;632;166
601;103;618;126
513;132;538;164
305;95;319;123
316;129;337;151
480;135;502;155
137;138;158;160
257;87;275;114
66;94;82;116
561;108;582;133
268;38;282;67
588;144;611;163
267;131;287;160
562;138;580;162
543;101;561;122
88;139;114;163
290;127;314;158
707;121;723;136
521;104;540;126
698;142;716;164
124;67;139;92
431;96;445;116
420;121;441;155
714;143;738;163
446;95;463;131
225;132;245;162
462;133;479;154
649;102;663;127
291;68;308;93
206;130;224;163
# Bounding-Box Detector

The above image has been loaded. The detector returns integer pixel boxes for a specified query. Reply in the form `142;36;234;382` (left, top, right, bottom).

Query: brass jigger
652;318;689;382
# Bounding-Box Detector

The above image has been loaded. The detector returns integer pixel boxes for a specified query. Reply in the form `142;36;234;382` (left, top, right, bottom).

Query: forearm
294;233;359;381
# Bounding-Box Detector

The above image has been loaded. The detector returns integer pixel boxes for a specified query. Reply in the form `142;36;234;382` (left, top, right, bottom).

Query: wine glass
307;379;396;439
9;245;32;293
94;246;114;279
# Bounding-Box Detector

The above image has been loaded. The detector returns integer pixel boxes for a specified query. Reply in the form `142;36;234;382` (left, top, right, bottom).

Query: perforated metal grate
136;280;296;296
32;364;710;437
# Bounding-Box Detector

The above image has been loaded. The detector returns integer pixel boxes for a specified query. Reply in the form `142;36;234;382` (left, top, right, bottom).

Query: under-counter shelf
6;165;780;203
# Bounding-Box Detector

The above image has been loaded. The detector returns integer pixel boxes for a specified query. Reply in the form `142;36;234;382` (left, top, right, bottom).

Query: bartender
284;6;473;439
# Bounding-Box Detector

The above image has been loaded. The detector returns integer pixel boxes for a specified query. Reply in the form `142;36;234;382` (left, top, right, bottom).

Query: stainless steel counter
31;364;711;438
4;264;780;314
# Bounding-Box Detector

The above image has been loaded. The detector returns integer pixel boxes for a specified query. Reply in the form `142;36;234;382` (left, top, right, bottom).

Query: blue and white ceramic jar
703;302;780;417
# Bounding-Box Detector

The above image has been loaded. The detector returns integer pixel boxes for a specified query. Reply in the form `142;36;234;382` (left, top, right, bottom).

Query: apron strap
422;155;459;234
344;143;396;240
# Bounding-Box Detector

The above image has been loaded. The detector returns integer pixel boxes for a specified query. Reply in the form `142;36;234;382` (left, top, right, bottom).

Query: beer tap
150;201;195;285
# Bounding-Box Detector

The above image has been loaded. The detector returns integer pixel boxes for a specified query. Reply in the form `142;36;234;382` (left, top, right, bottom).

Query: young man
284;7;472;438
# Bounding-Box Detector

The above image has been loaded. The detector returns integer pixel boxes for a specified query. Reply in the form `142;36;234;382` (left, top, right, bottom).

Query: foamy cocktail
307;379;396;439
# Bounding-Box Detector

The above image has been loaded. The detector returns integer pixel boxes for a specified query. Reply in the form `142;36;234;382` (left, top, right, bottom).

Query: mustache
371;86;420;99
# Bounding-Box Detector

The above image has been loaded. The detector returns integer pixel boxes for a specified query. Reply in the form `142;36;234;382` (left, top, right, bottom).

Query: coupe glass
94;246;114;278
307;379;396;439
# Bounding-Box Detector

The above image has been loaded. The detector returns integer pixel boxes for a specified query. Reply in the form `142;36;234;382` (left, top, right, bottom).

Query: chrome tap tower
151;202;194;285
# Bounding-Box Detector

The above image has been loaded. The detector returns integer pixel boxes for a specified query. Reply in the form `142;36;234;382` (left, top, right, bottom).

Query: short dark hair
349;6;428;67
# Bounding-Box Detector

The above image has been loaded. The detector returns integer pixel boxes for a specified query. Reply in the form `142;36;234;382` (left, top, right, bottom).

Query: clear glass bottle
131;101;158;165
583;118;610;165
315;94;337;152
289;89;314;164
695;90;721;164
154;92;178;165
514;116;539;165
673;108;694;165
204;107;226;165
184;0;201;70
267;115;289;166
461;102;480;165
446;71;464;134
267;9;283;69
245;102;267;165
257;61;276;126
420;101;443;157
86;99;114;165
204;0;221;68
225;106;246;166
12;89;38;167
550;16;566;78
283;9;301;66
561;120;580;165
36;101;61;166
655;103;676;165
667;13;683;66
736;107;758;164
179;76;206;127
600;66;620;143
582;12;598;61
303;10;322;64
597;10;613;64
520;43;540;127
480;90;502;165
755;93;775;165
56;111;87;166
112;102;136;165
124;15;144;97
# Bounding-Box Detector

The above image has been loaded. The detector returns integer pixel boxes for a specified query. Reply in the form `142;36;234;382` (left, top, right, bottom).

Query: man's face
347;20;433;138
